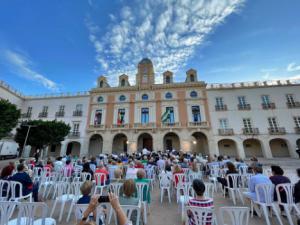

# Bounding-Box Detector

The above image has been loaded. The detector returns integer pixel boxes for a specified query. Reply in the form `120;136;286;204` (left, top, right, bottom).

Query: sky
0;0;300;95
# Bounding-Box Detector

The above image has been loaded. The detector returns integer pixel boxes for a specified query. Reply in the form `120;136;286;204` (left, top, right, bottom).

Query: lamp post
22;125;37;157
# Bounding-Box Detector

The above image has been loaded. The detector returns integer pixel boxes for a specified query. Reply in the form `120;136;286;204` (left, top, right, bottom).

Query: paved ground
1;157;299;225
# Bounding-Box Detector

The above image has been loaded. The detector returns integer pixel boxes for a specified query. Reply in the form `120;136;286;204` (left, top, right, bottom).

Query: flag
161;108;170;123
117;111;124;125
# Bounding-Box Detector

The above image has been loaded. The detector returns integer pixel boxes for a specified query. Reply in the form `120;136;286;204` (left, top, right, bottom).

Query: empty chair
159;174;171;203
0;201;18;224
66;182;83;222
219;207;249;225
184;206;217;225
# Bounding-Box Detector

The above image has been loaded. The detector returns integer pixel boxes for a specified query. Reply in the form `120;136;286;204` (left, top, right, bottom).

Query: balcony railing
262;103;276;110
38;112;48;118
55;111;65;117
215;105;227;111
112;124;129;129
73;110;82;117
90;124;105;129
218;128;234;136
286;101;300;108
294;127;300;134
133;123;156;129
243;128;259;135
68;131;80;138
237;104;251;110
21;112;31;119
268;127;286;135
161;122;180;128
188;121;209;128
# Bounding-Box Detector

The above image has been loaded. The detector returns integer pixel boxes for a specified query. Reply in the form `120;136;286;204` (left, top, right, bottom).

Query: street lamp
192;140;197;145
22;124;37;157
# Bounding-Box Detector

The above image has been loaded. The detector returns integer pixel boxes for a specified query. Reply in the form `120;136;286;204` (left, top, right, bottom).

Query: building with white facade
1;58;299;159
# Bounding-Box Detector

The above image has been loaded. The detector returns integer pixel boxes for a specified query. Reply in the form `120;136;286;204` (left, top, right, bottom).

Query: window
165;92;172;99
238;96;246;106
119;95;126;101
286;94;295;105
117;108;125;125
219;119;228;129
142;94;148;101
190;74;195;82
99;80;103;88
121;79;126;87
165;76;171;84
216;97;224;107
191;106;201;122
27;107;32;114
97;96;104;102
243;118;252;130
76;104;82;111
190;91;197;98
73;122;80;133
141;108;149;124
261;95;270;105
268;117;279;131
94;110;102;125
42;106;48;113
58;105;65;113
294;116;300;128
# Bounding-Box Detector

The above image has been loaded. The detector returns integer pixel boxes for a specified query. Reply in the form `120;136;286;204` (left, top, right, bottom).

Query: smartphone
98;196;110;203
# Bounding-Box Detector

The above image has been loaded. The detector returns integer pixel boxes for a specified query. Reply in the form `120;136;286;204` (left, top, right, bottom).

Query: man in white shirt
157;157;166;170
142;148;149;155
126;162;138;179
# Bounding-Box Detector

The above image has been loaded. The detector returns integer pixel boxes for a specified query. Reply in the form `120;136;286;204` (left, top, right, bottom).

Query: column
80;138;89;157
152;132;162;152
208;139;219;156
261;139;273;159
60;142;68;156
236;141;246;159
102;134;113;154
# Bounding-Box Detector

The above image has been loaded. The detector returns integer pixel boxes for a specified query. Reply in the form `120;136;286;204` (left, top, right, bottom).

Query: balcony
73;110;82;117
68;131;80;138
294;127;300;134
21;112;31;119
243;128;259;135
161;122;180;128
55;111;65;117
262;103;276;110
237;104;251;110
215;105;227;111
286;101;300;108
111;124;129;129
268;127;286;135
188;121;209;128
133;123;156;129
38;112;48;118
218;128;234;136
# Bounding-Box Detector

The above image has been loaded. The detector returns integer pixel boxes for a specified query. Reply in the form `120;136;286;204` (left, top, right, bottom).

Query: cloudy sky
0;0;300;94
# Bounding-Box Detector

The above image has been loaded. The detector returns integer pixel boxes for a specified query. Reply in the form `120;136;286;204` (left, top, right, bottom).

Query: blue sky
0;0;300;95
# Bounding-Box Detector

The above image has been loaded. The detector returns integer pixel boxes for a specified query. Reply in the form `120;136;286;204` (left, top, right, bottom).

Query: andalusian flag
117;110;124;125
161;108;171;123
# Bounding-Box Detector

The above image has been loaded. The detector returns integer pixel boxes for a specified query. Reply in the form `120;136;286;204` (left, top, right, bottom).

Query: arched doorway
163;132;180;151
66;141;81;156
137;133;153;152
191;132;209;155
112;133;128;154
218;139;238;157
269;138;290;157
49;143;61;157
88;134;103;157
243;139;263;158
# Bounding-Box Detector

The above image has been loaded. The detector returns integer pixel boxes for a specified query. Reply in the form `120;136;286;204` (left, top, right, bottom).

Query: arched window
142;94;148;101
190;74;195;82
99;80;103;87
121;79;126;87
165;92;172;99
119;95;126;101
97;96;104;102
165;76;171;84
190;91;197;98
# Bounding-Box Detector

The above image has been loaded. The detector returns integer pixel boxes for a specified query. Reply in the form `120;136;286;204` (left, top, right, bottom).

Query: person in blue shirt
77;181;93;204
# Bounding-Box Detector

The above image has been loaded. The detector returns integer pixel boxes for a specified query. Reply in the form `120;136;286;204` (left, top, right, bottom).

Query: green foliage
15;120;71;149
0;99;21;139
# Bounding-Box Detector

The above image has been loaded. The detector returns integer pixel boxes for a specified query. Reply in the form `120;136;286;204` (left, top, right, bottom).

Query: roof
139;58;152;65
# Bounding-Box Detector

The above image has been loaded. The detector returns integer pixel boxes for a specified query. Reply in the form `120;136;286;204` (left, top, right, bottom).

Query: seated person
77;181;93;204
126;162;138;179
173;164;184;187
94;163;109;185
62;159;74;177
269;165;290;202
217;162;238;191
82;162;94;180
9;164;39;202
135;169;151;204
186;179;214;225
294;168;300;204
111;168;123;183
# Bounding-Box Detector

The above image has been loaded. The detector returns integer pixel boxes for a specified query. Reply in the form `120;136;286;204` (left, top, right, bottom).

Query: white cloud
86;0;245;85
4;50;59;91
287;62;300;72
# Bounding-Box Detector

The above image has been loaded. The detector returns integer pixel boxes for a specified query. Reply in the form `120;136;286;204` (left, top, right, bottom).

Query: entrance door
66;143;72;155
123;140;127;153
166;139;172;150
143;138;153;151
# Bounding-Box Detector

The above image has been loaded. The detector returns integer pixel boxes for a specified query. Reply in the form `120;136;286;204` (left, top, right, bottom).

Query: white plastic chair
66;182;83;222
0;201;18;224
0;180;10;200
253;183;283;225
9;181;33;202
94;173;107;195
184;206;217;225
239;166;248;175
109;182;123;196
9;202;56;225
204;182;214;199
89;164;96;173
173;173;186;203
219;206;249;225
50;182;74;222
75;204;106;225
208;165;220;192
121;203;142;225
136;182;149;224
276;183;300;225
179;183;195;219
159;174;171;203
81;172;92;182
224;174;244;205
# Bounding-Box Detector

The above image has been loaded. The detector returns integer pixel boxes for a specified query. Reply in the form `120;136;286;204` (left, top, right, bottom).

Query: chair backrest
276;183;294;205
33;167;42;177
94;173;107;186
10;181;23;199
0;180;10;199
109;182;123;196
220;206;249;225
89;164;96;172
189;172;202;182
226;174;240;189
182;183;195;203
16;202;48;225
204;182;214;198
239;166;248;175
209;165;220;177
255;183;274;204
146;166;155;179
136;182;149;202
121;204;141;225
240;174;253;188
62;166;73;177
159;174;171;188
173;173;185;186
55;181;72;197
0;201;18;224
81;172;92;182
71;182;83;197
185;206;214;225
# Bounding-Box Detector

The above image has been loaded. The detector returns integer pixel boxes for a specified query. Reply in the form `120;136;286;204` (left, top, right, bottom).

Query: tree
0;99;21;139
15;120;71;151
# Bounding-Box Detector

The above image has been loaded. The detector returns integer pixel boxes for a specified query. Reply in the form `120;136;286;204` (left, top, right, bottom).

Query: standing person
34;149;40;163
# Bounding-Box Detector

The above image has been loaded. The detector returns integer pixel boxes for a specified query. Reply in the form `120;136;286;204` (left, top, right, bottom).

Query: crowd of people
0;149;300;225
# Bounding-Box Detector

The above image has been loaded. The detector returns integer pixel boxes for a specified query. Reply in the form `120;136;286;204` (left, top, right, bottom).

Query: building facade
1;58;299;158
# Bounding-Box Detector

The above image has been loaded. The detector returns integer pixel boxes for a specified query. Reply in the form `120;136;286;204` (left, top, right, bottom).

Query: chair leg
59;201;66;222
167;189;171;203
50;200;57;217
272;204;284;225
261;205;271;225
160;189;163;203
66;200;74;222
143;202;147;224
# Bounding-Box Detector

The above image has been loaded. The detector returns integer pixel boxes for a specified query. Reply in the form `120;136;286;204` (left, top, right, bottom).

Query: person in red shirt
94;163;109;185
134;161;144;169
173;164;184;187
